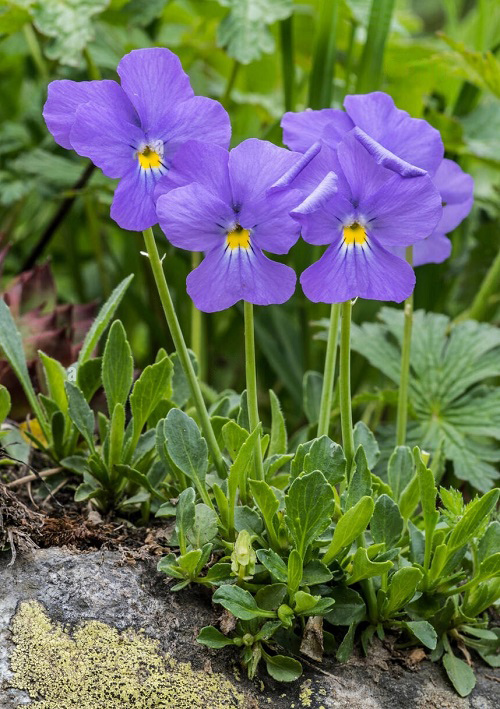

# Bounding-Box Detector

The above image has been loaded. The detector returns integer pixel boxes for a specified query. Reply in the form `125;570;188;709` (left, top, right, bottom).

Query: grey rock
0;548;498;708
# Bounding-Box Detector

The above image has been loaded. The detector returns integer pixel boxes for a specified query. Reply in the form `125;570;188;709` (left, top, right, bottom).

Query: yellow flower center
138;145;162;169
343;222;367;246
226;226;251;250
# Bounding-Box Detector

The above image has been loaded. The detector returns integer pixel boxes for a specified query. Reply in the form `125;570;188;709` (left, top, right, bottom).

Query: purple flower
289;133;442;303
390;158;474;266
154;139;303;312
43;48;231;231
282;91;444;176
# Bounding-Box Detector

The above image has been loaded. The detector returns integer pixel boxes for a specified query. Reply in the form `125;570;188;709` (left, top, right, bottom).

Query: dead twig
7;467;63;488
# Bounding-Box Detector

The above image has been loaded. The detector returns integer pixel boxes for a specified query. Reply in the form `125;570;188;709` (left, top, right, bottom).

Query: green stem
396;246;413;446
317;304;340;437
358;533;378;624
455;247;500;322
355;0;395;93
308;0;339;109
141;228;225;477
190;252;205;380
244;301;265;481
280;15;295;112
339;300;355;477
23;24;48;81
222;60;240;107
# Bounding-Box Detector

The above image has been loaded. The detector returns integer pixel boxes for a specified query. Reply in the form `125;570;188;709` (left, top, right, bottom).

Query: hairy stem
317;304;340;437
396;246;414;446
244;301;265;481
339;300;355;477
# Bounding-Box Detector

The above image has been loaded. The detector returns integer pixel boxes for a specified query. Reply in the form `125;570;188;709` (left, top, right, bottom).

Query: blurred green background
0;0;499;431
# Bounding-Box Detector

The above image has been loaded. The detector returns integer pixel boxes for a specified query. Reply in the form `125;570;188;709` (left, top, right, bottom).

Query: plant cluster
1;1;499;700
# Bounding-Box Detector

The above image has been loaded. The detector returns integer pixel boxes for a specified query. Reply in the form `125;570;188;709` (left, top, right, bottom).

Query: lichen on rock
9;600;246;708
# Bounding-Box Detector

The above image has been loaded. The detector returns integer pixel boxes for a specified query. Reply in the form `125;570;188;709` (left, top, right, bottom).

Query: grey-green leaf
371;494;404;547
285;470;335;558
102;320;133;413
78;274;133;365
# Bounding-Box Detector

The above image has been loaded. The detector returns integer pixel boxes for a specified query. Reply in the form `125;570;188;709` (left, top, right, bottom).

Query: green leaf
216;0;293;65
287;548;302;596
303;370;323;424
39;352;68;414
165;409;209;493
108;403;125;469
447;489;500;554
371;494;403;547
0;299;44;428
268;389;287;456
325;587;366;626
353;422;380;469
439;34;500;98
170;350;198;408
388;446;413;501
256;549;288;583
76;358;102;402
403;621;437;650
234;505;264;535
336;623;357;663
228;424;262;524
197;626;235;649
249;479;279;539
323;496;374;564
255;583;287;611
102;320;133;414
74;482;100;502
304;436;346;486
264;653;302;682
0;385;11;423
351;309;500;492
462;578;500;617
478;521;500;564
175;488;196;554
301;560;333;586
186;504;219;548
345;446;372;509
212;585;275;620
285;470;335;558
32;0;110;68
347;547;393;585
443;651;476;697
382;567;423;618
222;419;249;461
65;382;95;451
399;474;420;520
131;356;173;441
78;275;133;365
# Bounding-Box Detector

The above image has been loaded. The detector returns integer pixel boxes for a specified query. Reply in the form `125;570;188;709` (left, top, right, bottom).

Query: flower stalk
244;301;265;481
142;227;226;477
190;252;205;380
396;246;414;446
317;303;340;437
339;299;355;477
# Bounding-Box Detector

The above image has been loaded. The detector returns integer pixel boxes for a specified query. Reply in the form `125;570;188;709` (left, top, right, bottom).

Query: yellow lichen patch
299;679;313;707
138;145;162;169
343;222;367;246
226;227;251;250
9;601;246;708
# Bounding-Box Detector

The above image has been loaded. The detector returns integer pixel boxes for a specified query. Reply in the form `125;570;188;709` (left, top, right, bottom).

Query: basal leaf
212;585;275;620
303;370;323;425
443;651;476;697
323;496;374;564
285;470;334;558
403;621;437;650
197;626;235;649
102;320;133;414
353;422;380;469
304;436;346;486
381;567;423;618
78;275;133;366
65;381;95;451
165;410;208;488
371;494;403;547
268;389;287;456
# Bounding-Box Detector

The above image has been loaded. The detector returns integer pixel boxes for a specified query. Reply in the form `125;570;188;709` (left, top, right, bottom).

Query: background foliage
0;0;499;483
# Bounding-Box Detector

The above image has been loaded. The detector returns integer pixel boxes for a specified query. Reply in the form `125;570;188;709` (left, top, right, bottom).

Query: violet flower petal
187;243;296;312
300;236;415;304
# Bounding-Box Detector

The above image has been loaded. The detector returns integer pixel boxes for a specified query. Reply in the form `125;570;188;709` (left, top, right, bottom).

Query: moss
9;601;247;708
